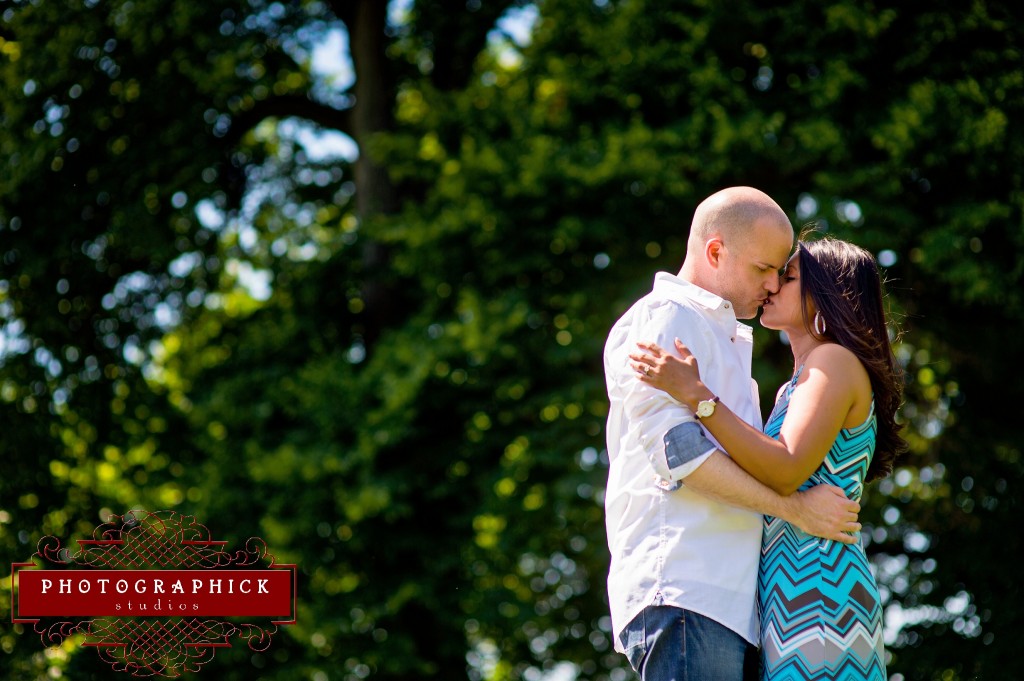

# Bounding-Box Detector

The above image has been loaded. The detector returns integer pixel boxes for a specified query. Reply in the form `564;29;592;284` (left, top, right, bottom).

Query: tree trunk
343;0;400;352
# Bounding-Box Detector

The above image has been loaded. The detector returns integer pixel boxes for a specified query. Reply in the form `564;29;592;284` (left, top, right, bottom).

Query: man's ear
705;238;725;269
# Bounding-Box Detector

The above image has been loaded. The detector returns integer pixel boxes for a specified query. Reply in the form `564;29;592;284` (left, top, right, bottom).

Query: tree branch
223;94;354;148
412;0;524;92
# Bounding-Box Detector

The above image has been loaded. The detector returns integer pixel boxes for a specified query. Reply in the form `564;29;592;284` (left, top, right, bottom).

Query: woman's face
759;255;808;333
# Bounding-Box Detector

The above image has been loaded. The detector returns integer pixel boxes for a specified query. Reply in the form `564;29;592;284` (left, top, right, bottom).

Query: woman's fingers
628;351;661;380
630;362;656;379
635;341;662;357
628;352;651;366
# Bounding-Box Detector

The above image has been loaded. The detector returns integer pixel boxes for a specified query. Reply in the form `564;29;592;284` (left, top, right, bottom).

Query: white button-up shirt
603;272;765;648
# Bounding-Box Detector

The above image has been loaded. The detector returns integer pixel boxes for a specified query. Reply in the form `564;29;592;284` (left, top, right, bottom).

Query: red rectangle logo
17;569;293;617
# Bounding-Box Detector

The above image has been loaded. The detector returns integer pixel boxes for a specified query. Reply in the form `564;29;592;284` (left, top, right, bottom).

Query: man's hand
780;485;861;544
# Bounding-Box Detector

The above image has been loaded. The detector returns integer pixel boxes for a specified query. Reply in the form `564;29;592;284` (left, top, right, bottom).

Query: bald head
687;186;792;252
680;187;795;317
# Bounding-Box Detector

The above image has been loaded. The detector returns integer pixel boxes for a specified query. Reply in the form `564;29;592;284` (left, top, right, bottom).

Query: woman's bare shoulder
802;344;872;422
805;343;867;376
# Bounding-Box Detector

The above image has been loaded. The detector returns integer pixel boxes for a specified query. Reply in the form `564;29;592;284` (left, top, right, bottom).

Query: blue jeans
618;605;758;681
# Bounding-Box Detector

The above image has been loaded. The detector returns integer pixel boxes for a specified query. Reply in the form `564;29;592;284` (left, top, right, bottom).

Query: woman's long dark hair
797;235;908;481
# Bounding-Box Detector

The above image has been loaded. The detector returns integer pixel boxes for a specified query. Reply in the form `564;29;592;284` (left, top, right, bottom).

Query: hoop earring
814;311;827;336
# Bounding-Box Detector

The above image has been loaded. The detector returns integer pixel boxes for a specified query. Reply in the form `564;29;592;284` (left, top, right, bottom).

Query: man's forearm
684;451;860;544
684;450;792;517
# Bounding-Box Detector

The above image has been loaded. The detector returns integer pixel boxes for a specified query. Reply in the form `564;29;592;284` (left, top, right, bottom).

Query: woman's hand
629;339;712;409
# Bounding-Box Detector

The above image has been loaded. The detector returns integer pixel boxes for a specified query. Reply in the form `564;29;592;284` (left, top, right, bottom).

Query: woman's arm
631;339;869;495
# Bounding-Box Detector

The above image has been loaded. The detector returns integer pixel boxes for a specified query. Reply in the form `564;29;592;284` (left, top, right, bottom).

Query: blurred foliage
2;0;1023;680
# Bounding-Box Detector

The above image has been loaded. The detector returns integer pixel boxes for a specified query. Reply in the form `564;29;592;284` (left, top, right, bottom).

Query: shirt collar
651;272;753;338
652;271;731;312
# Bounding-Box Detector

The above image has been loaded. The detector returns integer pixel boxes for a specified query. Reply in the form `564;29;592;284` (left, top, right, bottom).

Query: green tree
3;1;1024;680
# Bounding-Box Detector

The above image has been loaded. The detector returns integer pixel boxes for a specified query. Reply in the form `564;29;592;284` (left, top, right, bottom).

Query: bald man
602;187;860;681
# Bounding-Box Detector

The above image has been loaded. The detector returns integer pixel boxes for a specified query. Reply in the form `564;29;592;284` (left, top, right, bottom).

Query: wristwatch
695;395;720;420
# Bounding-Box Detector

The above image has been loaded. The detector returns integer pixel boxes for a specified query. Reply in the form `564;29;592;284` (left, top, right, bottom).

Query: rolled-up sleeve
664;422;718;480
618;304;719;486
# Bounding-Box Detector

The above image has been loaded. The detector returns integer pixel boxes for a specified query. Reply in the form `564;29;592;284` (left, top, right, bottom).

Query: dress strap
774;364;806;411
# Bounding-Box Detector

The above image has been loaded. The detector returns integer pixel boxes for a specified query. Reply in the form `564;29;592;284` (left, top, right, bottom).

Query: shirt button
730;337;735;342
724;303;731;309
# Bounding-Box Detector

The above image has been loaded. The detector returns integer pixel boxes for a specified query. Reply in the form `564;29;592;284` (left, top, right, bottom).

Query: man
603;187;861;680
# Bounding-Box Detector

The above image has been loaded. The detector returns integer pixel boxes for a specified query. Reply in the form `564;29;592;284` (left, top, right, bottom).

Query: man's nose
764;272;781;294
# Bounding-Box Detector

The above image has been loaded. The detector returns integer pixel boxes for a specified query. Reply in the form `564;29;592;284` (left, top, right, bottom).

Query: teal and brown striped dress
758;366;886;680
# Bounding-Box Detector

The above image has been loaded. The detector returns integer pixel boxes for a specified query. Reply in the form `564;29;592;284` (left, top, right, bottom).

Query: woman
630;236;906;681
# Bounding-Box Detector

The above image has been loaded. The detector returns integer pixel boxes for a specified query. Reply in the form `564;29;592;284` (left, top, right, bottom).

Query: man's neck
677;260;714;294
677;260;699;286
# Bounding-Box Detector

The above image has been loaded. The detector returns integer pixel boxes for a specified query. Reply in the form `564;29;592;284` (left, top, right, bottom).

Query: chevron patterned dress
758;367;886;680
